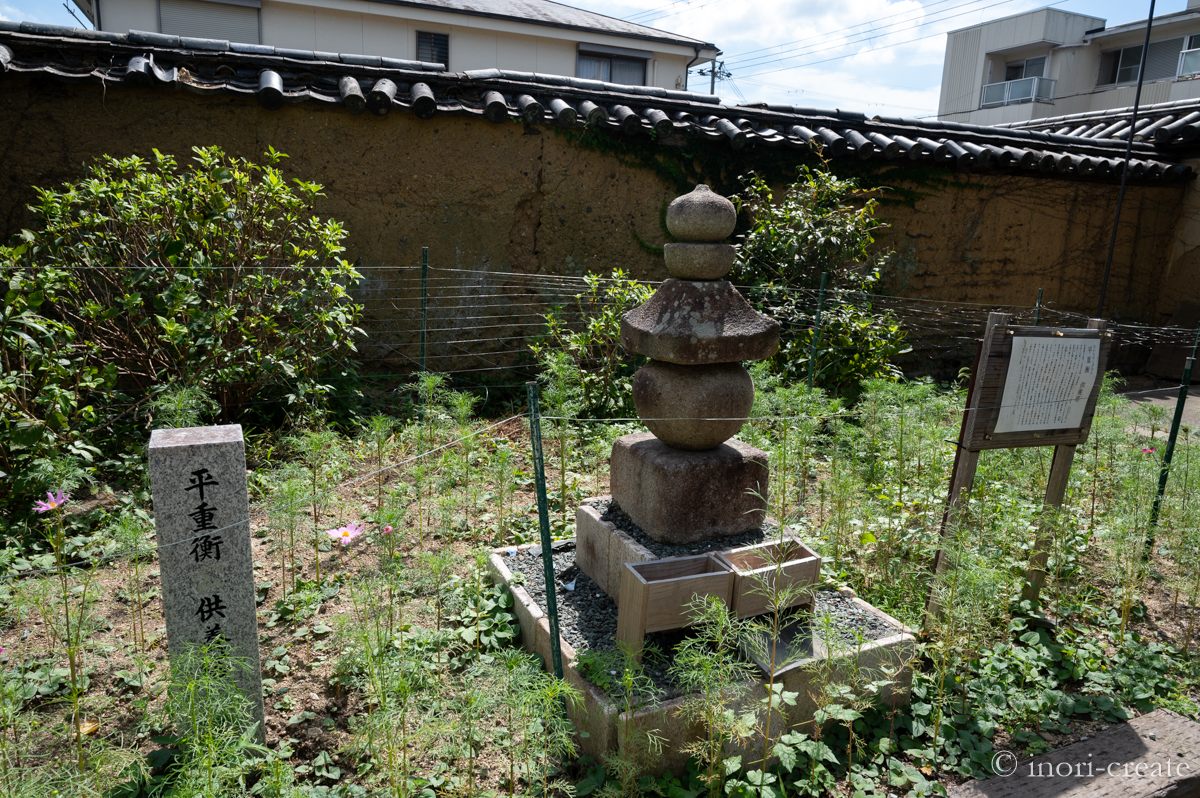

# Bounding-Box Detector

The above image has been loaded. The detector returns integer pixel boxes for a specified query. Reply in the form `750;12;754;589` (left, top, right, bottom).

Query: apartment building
67;0;718;91
938;1;1200;124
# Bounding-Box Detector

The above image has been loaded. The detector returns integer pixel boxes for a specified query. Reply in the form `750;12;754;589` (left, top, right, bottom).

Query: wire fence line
355;265;1199;382
11;414;525;580
15;378;1166;581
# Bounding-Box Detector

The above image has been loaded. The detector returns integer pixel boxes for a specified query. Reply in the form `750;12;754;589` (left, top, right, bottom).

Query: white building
69;0;718;91
937;1;1200;125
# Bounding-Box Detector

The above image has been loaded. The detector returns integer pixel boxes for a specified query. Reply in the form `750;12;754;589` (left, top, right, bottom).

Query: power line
733;0;1059;79
721;0;1001;67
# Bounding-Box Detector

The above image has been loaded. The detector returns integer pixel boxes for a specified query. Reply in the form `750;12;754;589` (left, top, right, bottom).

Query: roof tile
0;25;1188;185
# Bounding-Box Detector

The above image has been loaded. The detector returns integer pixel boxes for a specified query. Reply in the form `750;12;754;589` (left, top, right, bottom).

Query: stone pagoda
612;184;780;545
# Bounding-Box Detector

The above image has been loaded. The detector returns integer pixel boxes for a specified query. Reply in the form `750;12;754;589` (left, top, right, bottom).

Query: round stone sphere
663;242;736;280
666;184;737;243
632;360;754;450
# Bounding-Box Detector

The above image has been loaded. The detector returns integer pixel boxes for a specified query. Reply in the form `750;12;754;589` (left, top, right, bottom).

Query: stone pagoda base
609;431;769;544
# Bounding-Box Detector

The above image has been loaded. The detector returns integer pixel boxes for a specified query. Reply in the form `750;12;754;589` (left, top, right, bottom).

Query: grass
1;370;1199;797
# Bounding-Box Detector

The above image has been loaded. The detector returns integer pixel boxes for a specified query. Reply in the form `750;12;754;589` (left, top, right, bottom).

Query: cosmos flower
1142;447;1156;454
33;490;70;513
326;523;365;546
383;525;393;535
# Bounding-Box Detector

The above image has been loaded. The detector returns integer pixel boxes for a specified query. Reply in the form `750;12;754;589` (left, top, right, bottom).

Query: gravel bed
503;542;687;698
502;543;903;702
812;591;898;644
593;498;770;557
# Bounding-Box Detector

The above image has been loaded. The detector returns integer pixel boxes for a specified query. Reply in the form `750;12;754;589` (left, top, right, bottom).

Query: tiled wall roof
0;23;1192;185
997;97;1200;148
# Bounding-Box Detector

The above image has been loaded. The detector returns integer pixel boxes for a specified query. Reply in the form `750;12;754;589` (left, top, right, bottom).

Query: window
1181;34;1200;77
417;31;448;67
159;0;259;43
1004;56;1045;82
1099;37;1185;85
982;55;1053;107
577;52;646;85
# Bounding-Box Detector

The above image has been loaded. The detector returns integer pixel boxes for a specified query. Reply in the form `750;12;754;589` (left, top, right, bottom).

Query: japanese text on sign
994;335;1100;434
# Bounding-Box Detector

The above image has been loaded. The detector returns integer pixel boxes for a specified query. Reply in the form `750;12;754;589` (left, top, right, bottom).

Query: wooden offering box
616;554;734;658
716;539;821;618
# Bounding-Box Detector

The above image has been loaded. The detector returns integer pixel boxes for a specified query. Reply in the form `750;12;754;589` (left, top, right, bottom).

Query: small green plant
362;414;397;512
32;489;97;771
599;643;664;798
670;596;756;798
287;429;338;583
111;642;267;797
148;386;219;429
111;511;152;656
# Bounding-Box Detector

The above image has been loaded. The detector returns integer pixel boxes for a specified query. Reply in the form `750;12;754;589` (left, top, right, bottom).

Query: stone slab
948;708;1200;798
575;499;656;604
491;541;916;779
148;425;265;739
610;432;769;544
620;279;780;365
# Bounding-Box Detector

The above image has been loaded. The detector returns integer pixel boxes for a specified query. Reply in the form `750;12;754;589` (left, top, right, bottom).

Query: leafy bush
732;164;908;395
1;146;363;522
531;270;652;418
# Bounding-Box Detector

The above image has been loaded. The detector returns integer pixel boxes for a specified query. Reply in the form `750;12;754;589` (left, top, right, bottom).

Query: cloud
574;0;1050;118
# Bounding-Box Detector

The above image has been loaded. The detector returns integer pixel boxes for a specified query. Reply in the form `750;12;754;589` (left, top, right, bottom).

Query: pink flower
382;525;393;535
326;523;364;546
1142;447;1156;454
33;490;70;513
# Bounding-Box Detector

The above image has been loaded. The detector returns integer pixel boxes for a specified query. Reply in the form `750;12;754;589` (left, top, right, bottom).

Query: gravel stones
610;432;769;544
592;498;769;558
663;242;735;280
665;184;737;242
811;591;897;643
632;361;753;450
620;278;781;366
503;541;901;697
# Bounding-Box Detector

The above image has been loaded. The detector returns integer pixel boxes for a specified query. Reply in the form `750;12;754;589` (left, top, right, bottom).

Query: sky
6;0;1191;119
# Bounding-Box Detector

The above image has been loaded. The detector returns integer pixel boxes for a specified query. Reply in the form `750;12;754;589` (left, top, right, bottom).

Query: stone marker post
149;425;265;738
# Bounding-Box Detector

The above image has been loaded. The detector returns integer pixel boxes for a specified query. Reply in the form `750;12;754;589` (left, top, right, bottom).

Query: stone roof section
357;0;715;49
996;96;1200;149
0;23;1192;185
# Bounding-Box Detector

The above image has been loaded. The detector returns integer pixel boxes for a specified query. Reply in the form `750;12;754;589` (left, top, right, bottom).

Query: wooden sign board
926;314;1110;624
962;325;1112;450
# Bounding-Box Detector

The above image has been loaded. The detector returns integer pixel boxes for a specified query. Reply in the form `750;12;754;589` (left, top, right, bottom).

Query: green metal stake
808;272;827;391
419;246;428;374
1034;288;1043;326
527;381;565;680
1142;324;1200;563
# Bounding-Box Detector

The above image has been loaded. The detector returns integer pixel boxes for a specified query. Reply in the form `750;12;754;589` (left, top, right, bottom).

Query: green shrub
732;164;908;395
1;146;362;523
531;270;652;418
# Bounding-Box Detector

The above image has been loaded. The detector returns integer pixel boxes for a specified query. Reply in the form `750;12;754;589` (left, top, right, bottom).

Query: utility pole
697;60;731;96
1096;0;1156;318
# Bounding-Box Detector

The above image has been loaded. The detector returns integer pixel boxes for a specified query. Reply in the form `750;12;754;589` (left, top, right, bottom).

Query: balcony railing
980;76;1056;108
1179;47;1200;78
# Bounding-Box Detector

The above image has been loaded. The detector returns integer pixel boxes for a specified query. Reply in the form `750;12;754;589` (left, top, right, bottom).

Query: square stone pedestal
610;432;769;544
574;499;656;605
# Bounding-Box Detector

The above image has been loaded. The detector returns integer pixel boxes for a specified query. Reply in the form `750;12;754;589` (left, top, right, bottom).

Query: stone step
948;709;1200;798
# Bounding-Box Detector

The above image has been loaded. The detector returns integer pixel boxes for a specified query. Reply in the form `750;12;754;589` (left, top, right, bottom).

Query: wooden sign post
925;313;1111;625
